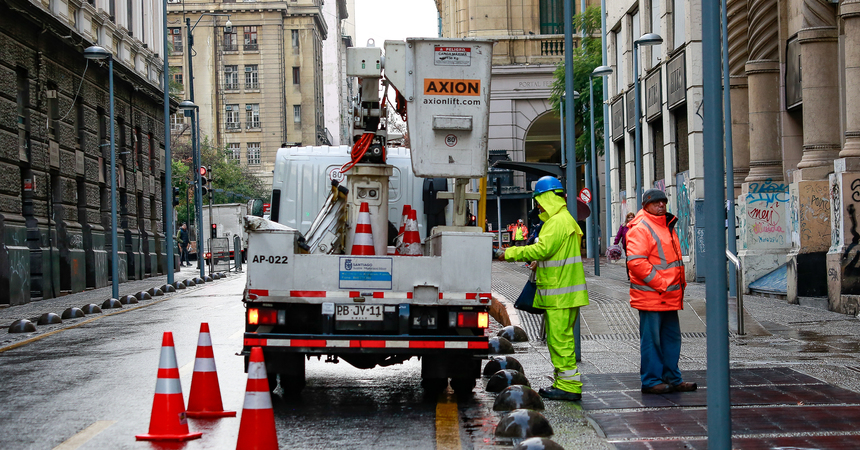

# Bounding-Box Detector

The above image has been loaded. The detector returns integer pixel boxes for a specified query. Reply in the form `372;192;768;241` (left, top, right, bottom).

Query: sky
353;0;439;48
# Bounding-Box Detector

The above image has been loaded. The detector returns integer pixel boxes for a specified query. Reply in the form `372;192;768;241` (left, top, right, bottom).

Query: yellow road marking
52;420;115;450
435;389;462;450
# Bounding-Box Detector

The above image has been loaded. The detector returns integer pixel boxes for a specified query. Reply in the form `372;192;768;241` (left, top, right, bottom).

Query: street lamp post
84;46;119;300
179;100;204;278
633;33;663;210
590;65;613;277
163;0;175;284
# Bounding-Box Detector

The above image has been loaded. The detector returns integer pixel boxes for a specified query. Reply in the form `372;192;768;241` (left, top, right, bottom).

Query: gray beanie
642;189;668;205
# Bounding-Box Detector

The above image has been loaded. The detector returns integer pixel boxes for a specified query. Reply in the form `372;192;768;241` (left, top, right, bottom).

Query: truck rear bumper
243;333;488;354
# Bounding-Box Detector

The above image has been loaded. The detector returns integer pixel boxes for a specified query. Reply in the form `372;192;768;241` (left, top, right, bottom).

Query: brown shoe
673;382;697;392
641;383;673;394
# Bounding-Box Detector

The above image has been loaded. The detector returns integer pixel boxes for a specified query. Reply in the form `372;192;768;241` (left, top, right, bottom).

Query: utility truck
242;38;494;394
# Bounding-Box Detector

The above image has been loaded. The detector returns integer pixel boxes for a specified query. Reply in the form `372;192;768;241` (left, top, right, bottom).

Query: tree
550;6;605;163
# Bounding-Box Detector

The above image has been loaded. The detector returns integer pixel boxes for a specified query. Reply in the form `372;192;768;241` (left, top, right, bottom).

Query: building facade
322;0;354;146
435;0;591;227
0;0;169;305
167;0;329;189
607;0;860;314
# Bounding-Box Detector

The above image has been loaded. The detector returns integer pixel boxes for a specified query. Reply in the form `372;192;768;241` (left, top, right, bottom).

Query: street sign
579;187;592;204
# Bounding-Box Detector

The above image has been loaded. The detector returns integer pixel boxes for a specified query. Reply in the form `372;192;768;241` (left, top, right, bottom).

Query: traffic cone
401;209;422;256
186;323;236;418
236;347;278;450
136;332;203;441
395;205;411;255
351;202;375;255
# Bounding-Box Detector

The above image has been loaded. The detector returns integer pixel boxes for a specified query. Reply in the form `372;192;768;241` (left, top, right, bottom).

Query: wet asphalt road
0;275;499;450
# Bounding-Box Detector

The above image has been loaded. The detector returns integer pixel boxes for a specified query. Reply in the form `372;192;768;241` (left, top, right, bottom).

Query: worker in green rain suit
497;176;589;401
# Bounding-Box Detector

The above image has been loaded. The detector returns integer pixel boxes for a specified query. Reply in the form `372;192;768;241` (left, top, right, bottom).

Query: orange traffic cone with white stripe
136;332;203;441
351;202;375;255
186;323;236;418
395;205;411;255
401;209;422;256
236;347;278;450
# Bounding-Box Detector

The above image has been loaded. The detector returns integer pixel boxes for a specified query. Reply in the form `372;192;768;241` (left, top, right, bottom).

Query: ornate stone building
0;0;169;305
167;0;335;189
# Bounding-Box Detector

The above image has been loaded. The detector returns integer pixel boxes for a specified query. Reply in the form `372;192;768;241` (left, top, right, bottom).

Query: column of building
827;0;860;314
737;0;788;290
786;1;839;303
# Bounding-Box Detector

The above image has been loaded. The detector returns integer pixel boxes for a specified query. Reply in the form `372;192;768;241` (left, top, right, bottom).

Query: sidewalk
0;264;241;349
491;258;860;449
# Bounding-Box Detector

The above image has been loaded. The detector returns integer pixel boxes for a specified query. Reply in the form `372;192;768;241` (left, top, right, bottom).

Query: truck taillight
455;312;489;329
248;307;281;325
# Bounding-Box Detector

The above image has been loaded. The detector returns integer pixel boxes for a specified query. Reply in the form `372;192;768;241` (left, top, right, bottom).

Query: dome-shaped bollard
37;313;62;325
487;369;530;393
484;356;524;377
493;385;545;411
495;409;554;439
193;277;205;284
61;307;86;320
173;281;186;289
147;287;164;297
161;284;176;293
218;272;226;278
8;319;36;333
513;437;565;450
81;304;102;314
102;298;123;309
184;279;196;287
497;325;529;342
135;291;152;301
488;336;515;355
204;275;214;282
119;295;138;305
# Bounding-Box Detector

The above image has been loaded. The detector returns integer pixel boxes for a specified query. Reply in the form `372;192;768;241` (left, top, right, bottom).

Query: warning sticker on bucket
339;257;393;290
435;46;471;66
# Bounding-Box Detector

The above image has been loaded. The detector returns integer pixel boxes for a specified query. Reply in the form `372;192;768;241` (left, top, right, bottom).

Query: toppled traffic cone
236;347;278;450
395;204;411;255
401;209;421;256
351;202;375;255
186;323;236;418
136;332;203;441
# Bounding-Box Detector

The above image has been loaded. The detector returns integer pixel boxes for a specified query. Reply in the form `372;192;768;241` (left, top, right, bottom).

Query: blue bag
515;279;544;315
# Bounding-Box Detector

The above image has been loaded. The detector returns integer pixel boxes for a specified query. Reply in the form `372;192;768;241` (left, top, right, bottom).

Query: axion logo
423;79;481;96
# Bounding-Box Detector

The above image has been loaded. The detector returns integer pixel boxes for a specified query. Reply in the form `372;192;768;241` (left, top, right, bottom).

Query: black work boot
538;387;582;401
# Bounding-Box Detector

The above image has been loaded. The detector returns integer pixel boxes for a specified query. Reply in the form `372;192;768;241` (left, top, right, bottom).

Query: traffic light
211;223;217;239
199;166;209;197
172;187;180;207
494;177;502;196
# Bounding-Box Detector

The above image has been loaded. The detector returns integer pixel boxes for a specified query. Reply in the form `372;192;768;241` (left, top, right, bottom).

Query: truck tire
420;377;448;394
450;377;477;396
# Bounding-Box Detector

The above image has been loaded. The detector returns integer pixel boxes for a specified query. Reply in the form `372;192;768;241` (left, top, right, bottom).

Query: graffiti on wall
832;179;842;248
745;178;790;248
675;171;692;256
799;182;831;250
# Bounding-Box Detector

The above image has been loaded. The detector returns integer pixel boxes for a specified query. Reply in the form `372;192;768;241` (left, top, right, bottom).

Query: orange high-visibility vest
626;210;686;311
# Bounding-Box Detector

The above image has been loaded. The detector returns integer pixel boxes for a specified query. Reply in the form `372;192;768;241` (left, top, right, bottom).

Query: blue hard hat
533;176;563;198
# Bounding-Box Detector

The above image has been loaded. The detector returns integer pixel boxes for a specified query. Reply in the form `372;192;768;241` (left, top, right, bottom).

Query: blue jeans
638;310;683;388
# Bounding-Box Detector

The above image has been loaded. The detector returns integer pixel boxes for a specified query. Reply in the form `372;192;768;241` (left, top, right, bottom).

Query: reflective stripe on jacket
626;209;686;311
504;193;589;309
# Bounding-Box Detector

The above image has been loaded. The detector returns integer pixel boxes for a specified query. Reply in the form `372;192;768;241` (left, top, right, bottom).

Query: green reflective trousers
545;307;582;393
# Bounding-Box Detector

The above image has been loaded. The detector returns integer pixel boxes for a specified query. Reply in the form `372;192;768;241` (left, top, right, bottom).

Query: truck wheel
450;377;476;396
421;377;448;394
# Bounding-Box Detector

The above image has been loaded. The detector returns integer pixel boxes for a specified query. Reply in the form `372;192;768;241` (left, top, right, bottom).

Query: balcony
222;43;238;52
246;121;261;129
226;122;241;131
244;43;258;51
487;34;573;65
225;82;239;91
245;82;259;90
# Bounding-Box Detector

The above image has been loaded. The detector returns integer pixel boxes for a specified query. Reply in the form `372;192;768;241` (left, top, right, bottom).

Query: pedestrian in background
498;176;589;401
177;223;190;267
614;212;636;253
512;219;528;246
626;189;697;394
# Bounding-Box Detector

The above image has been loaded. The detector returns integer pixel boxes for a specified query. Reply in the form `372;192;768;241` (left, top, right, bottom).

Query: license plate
336;304;384;321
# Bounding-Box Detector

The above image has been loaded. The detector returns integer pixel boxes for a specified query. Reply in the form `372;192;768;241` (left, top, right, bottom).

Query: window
673;0;685;49
228;143;240;160
169;28;183;53
291;30;299;48
243;26;258;51
224;65;239;90
246;104;260;129
292;67;300;85
650;0;661;67
171;71;183;87
126;0;133;33
170;113;185;130
226;104;240;130
247;143;261;165
293;105;301;124
223;27;238;51
245;65;259;89
539;0;563;34
614;30;624;93
47;83;59;141
632;10;641;78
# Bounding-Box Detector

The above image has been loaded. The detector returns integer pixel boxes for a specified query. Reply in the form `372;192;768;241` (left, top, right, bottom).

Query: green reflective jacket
504;192;589;309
